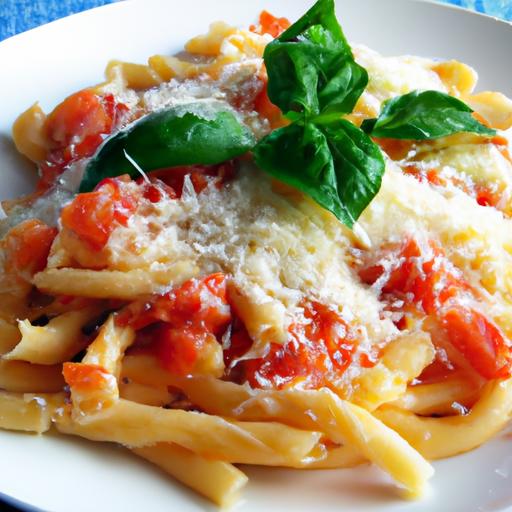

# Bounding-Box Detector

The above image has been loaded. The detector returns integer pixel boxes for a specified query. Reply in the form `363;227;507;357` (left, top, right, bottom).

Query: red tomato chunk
360;237;512;380
4;219;57;278
40;90;128;190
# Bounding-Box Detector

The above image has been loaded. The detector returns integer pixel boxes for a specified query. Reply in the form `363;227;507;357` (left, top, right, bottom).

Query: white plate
0;1;511;511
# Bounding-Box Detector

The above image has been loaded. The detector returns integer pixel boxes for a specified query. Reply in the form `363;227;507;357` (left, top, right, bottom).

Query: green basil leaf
264;0;367;118
79;102;255;192
254;118;384;227
361;90;496;140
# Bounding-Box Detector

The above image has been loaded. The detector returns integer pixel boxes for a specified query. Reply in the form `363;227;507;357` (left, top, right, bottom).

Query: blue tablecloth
0;0;510;41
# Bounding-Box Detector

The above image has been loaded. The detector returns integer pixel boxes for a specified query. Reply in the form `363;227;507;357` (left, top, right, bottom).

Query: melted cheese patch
106;168;398;360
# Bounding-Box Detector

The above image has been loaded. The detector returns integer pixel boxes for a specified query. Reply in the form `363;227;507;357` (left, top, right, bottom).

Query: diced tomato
442;306;512;379
46;90;113;147
241;302;357;389
249;10;291;38
63;362;110;392
4;219;57;277
402;164;500;210
137;178;177;203
362;238;467;315
150;161;236;197
39;91;128;190
254;82;285;129
125;273;230;332
151;323;213;376
61;176;137;251
120;274;231;376
360;237;512;380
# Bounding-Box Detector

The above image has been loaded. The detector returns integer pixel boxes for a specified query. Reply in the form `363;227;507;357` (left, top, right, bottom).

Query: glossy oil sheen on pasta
1;7;512;509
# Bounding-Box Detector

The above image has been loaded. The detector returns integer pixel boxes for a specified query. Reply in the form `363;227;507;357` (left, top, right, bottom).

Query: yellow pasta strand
0;391;64;433
4;307;100;364
132;443;248;507
54;399;322;466
376;377;512;459
0;359;64;393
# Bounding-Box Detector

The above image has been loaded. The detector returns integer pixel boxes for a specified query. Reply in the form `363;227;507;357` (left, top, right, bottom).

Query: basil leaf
254;118;384;227
79;102;255;192
361;90;496;140
264;0;367;118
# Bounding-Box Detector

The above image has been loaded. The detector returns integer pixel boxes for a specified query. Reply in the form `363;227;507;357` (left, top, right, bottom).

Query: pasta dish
1;0;512;506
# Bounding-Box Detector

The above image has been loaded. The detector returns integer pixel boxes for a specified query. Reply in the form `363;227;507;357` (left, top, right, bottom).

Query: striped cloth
0;0;510;42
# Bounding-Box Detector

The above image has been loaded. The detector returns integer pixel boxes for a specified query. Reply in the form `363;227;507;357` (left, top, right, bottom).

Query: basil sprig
255;119;384;227
79;102;255;192
361;90;496;140
255;0;383;228
264;0;368;118
78;0;497;228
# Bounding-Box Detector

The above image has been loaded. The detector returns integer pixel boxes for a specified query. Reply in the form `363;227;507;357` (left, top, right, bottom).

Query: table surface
0;0;511;41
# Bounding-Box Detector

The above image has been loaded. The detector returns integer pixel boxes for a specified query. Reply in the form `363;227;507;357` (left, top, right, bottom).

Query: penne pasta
33;262;198;299
4;307;101;364
132;443;248;507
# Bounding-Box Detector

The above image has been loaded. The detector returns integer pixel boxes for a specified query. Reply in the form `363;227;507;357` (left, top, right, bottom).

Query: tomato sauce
119;274;361;388
249;10;291;38
4;219;57;279
359;237;512;380
39;90;129;190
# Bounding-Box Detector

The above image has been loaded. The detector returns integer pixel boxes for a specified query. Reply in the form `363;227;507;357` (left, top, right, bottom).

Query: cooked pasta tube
390;375;481;416
82;316;135;377
0;391;64;433
105;60;163;90
54;399;322;466
0;359;64;393
11;102;49;163
64;316;135;414
33;262;198;299
0;318;21;355
376;377;512;459
294;444;365;469
4;307;101;364
120;364;433;496
119;380;173;407
132;443;248;507
349;332;435;410
466;91;512;130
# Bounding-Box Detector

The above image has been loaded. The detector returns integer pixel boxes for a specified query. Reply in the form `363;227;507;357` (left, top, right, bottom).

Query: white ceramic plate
1;1;512;511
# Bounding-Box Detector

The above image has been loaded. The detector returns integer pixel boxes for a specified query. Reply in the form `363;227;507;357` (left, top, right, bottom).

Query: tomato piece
127;273;231;332
63;362;110;392
360;237;512;380
442;306;512;379
249;10;291;38
46;90;111;148
152;324;211;376
120;274;231;376
363;238;467;315
254;83;285;129
61;177;137;251
4;219;57;276
150;161;235;197
40;92;128;190
242;302;357;389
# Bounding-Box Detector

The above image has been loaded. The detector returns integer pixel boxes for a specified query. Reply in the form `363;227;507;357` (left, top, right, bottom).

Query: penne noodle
54;399;322;466
0;359;64;393
376;377;512;459
0;391;64;433
390;375;481;416
4;307;101;364
132;443;248;507
33;262;198;299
